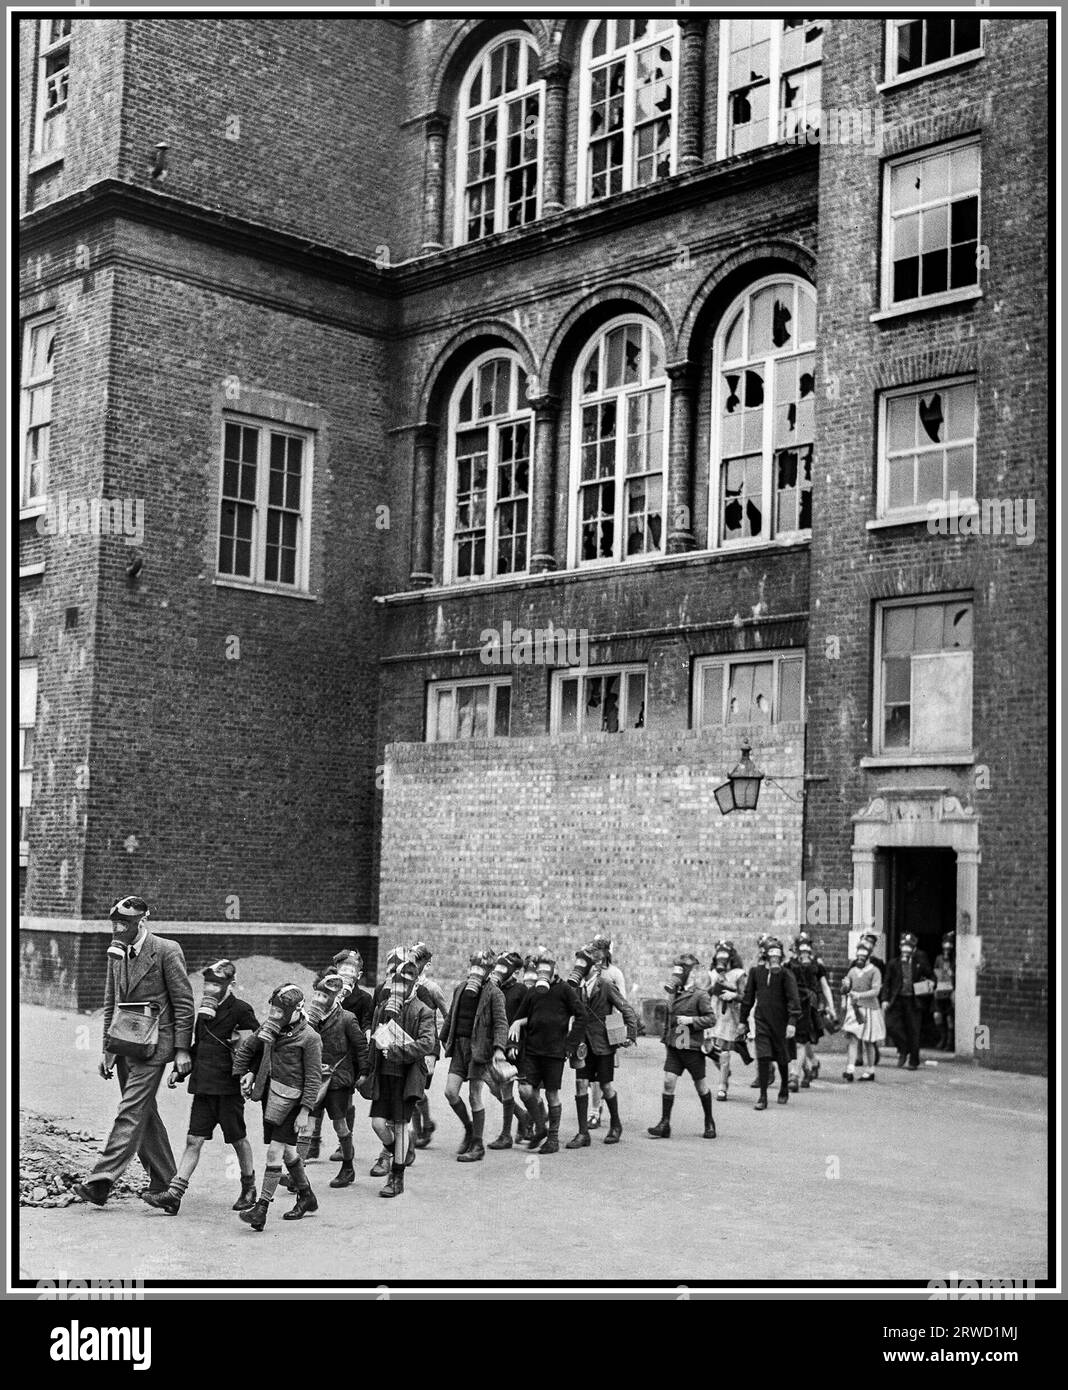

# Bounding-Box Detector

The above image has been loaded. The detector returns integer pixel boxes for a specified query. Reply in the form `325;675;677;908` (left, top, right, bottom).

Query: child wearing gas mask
708;941;750;1100
297;973;369;1191
233;984;323;1230
586;934;626;1129
365;955;437;1198
510;948;583;1154
440;948;509;1162
841;940;886;1081
648;953;717;1139
378;943;450;1150
314;949;371;1164
485;951;531;1149
739;936;801;1109
564;942;639;1146
142;959;259;1216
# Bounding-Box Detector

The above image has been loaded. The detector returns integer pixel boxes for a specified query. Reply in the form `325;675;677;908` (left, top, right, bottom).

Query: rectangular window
20;662;39;863
693;653;804;727
879;378;977;517
427;679;511;742
20;315;55;509
723;17;823;156
884;139;980;308
875;598;973;755
553;665;646;735
887;17;983;82
35;17;72;154
216;418;312;590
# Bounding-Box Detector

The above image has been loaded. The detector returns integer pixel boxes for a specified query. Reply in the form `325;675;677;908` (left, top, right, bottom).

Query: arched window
579;18;679;203
713;277;816;547
719;18;824;157
570;318;669;566
445;352;532;582
456;33;543;244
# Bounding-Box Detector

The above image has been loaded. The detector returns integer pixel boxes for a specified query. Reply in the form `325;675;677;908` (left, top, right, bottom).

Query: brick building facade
18;15;1048;1070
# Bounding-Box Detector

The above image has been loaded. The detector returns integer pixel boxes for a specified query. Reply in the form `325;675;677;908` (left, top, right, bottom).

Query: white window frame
876;376;978;523
215;414;314;594
426;677;512;742
883;16;985;86
443;350;533;586
550;663;647;736
880;137;982;313
568;315;671;570
872;594;974;758
577;17;680;206
34;17;72;156
716;17;824;160
453;32;545;246
20;661;39;867
693;651;806;728
709;274;817;551
20;313;56;513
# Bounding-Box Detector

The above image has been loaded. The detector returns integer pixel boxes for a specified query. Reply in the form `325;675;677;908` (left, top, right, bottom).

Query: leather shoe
239;1198;269;1231
457;1130;473;1156
538;1136;559;1154
647;1119;671;1139
703;1122;717;1139
777;1093;789;1104
487;1133;513;1150
141;1189;180;1215
457;1140;485;1163
282;1187;318;1220
754;1097;768;1110
897;1053;907;1068
603;1124;622;1144
565;1131;591;1149
369;1148;391;1177
74;1180;109;1207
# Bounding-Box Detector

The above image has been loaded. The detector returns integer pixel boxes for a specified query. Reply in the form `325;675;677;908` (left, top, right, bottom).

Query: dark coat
661;986;715;1050
566;975;639;1057
316;1005;370;1089
188;994;259;1095
103;931;196;1065
880;955;935;1008
500;977;529;1025
441;979;508;1062
515;979;583;1058
233;1020;323;1114
367;996;437;1102
739;965;802;1058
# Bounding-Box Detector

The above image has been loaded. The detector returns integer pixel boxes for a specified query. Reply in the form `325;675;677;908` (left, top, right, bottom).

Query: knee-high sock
449;1097;472;1131
471;1108;486;1142
605;1092;621;1127
547;1103;561;1137
340;1134;354;1163
167;1175;190;1200
500;1098;514;1135
660;1093;674;1123
700;1090;714;1124
260;1165;283;1203
575;1093;589;1134
285;1156;310;1192
758;1059;770;1096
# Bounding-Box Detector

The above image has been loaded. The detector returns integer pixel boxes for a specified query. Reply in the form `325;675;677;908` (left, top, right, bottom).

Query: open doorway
886;848;957;1051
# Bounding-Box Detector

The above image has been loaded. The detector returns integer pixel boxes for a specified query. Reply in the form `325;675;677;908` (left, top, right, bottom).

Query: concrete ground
17;1003;1047;1285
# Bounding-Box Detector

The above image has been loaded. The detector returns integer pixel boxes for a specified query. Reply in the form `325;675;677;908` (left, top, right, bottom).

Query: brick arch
541;283;678;398
428;17;547;117
677;241;818;364
419;321;538;422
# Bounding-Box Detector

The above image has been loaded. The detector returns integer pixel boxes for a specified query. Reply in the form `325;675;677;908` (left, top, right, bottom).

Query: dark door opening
886;848;957;1051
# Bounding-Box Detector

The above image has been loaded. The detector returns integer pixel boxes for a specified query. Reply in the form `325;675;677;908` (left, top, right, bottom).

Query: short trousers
370;1073;417;1122
522;1053;565;1092
318;1086;353;1123
188;1092;246;1143
448;1035;489;1083
261;1100;301;1146
663;1046;706;1081
577;1051;614;1086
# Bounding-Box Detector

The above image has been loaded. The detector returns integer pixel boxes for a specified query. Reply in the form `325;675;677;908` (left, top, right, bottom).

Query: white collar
129;925;148;957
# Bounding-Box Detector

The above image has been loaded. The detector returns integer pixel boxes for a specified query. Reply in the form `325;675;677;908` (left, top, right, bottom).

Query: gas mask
464;950;496;995
306;973;344;1027
534;952;556;992
384;962;418;1019
591;934;613;966
941;936;955;957
665;953;699;994
410;942;433;976
492;951;524;986
258;984;304;1042
765;943;784;972
332;950;362;1000
713;951;731;974
798;945;814;967
198;959;235;1019
567;947;599;987
522;956;539;989
384;945;411;980
855;946;871;968
106;896;149;961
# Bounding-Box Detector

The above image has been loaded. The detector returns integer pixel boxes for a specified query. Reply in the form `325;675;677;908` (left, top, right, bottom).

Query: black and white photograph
12;0;1057;1322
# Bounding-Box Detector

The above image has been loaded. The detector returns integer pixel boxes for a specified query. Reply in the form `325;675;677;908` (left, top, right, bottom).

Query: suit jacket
441;979;508;1062
881;956;935;1008
661;986;715;1050
567;974;639;1056
103;931;195;1065
368;996;437;1101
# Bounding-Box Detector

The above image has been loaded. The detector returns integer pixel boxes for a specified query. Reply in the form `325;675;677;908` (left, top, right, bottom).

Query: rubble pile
19;1110;140;1207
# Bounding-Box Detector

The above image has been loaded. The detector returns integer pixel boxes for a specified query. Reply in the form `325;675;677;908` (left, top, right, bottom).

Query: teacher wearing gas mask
75;896;195;1208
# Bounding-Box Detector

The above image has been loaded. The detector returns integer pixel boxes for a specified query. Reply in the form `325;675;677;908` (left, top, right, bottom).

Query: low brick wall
18;921;378;1013
379;726;805;1007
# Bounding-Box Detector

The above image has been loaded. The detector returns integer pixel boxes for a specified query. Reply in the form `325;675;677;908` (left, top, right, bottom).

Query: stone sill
19;562;46;579
871;289;982;324
877;52;985;94
867;503;979;531
28;149;64;176
860;754;975;769
213;578;319;602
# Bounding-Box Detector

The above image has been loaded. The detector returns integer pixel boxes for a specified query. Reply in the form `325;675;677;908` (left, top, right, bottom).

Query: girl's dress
841;962;886;1043
710;967;747;1050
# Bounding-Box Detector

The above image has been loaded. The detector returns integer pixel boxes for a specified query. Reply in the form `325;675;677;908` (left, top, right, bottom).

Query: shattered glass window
695;654;805;727
726;17;822;155
892;16;983;79
879;600;974;754
882;379;976;513
428;681;511;742
888;142;980;305
463;35;541;244
586;18;677;199
555;667;647;734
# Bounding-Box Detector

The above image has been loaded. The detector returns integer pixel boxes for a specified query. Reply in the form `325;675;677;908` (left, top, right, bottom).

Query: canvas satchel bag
107;1002;161;1061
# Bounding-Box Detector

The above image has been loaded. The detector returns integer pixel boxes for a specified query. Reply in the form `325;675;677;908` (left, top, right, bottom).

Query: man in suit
881;932;935;1070
739;935;801;1110
75;896;195;1206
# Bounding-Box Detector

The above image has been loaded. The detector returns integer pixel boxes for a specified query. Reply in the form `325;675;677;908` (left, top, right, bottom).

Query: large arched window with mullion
580;17;679;203
713;277;816;547
570;318;669;567
456;33;543;244
446;352;532;582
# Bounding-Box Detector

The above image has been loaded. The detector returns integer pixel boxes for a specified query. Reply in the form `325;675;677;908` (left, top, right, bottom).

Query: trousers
89;1056;176;1189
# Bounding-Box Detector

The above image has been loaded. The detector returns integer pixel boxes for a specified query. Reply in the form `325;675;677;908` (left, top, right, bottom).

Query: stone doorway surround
851;788;981;1059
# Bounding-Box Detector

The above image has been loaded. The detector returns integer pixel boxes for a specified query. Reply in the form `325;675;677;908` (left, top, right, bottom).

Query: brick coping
20;919;379;937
